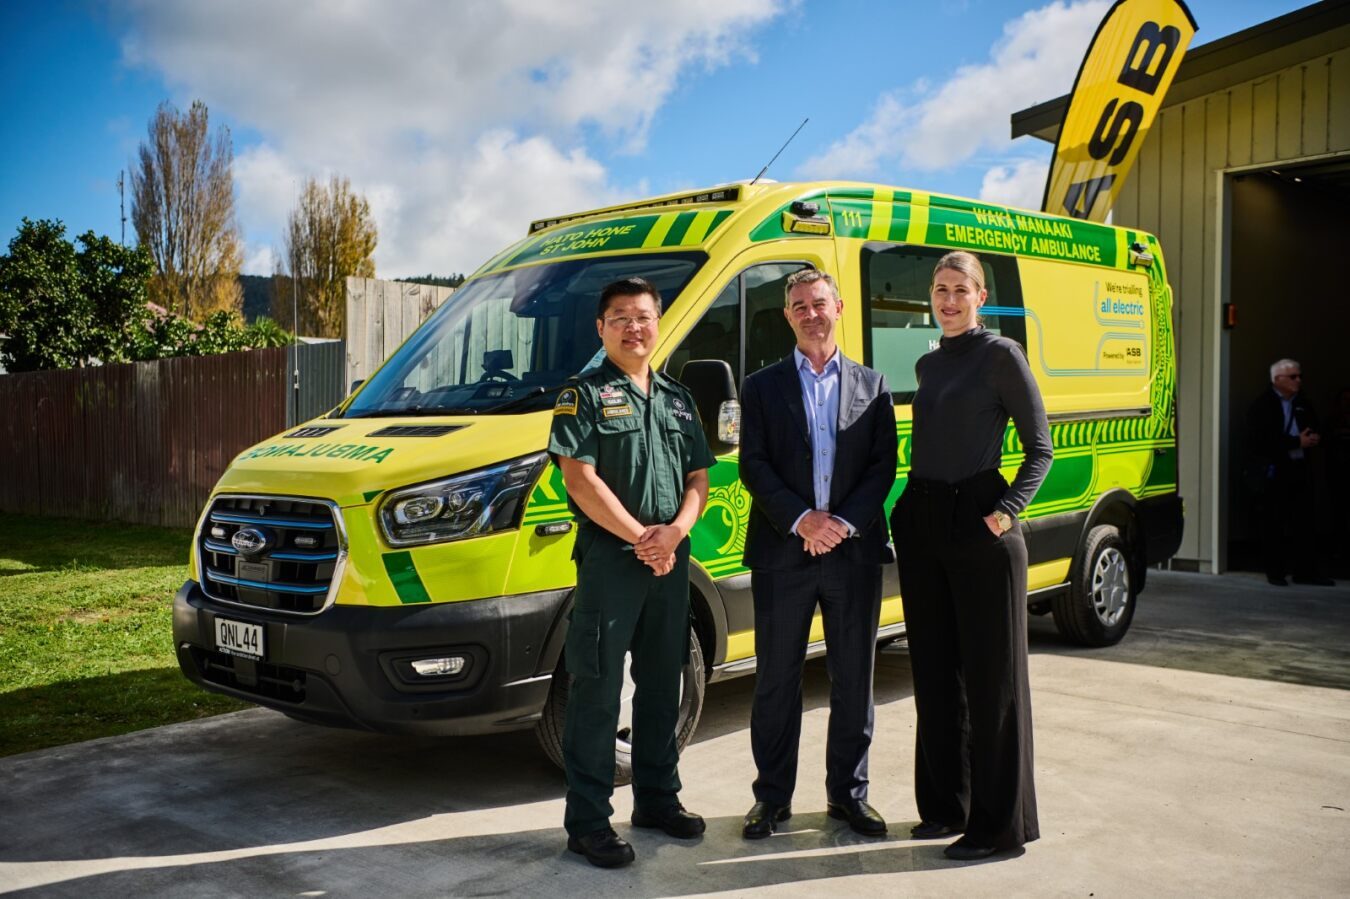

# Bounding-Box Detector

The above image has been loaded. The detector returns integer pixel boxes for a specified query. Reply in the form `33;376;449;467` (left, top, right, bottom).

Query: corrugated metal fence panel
0;347;292;528
285;340;346;426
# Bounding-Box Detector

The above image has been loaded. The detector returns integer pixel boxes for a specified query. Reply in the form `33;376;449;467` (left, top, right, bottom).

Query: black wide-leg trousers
891;473;1039;850
749;552;883;806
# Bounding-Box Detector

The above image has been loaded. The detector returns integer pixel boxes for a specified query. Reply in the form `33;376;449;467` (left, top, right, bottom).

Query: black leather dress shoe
1268;575;1288;586
911;821;963;840
826;799;887;836
631;803;706;839
567;828;635;868
944;838;998;861
742;801;792;839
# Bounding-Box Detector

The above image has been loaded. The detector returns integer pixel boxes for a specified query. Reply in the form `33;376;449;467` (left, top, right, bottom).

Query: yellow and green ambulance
174;181;1182;774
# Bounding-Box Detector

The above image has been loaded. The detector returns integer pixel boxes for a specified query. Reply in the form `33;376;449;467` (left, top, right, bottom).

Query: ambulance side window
666;279;740;384
861;246;1025;403
665;262;809;389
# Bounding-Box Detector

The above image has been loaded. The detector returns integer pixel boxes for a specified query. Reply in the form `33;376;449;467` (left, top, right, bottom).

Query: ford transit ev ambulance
174;181;1184;776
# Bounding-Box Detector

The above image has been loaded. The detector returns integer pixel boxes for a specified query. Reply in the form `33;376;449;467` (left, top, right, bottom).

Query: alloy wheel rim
1091;546;1130;626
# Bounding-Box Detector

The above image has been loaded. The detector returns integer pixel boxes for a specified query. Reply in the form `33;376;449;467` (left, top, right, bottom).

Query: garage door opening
1224;156;1350;578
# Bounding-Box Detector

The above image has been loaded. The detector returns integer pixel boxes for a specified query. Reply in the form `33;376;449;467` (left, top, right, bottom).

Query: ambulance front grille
197;495;344;615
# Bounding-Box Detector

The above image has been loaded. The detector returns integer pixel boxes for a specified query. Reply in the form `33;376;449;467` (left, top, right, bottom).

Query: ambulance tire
536;625;706;786
1053;524;1136;647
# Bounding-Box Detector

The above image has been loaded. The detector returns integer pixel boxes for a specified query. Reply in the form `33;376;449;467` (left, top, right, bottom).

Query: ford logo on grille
231;527;271;554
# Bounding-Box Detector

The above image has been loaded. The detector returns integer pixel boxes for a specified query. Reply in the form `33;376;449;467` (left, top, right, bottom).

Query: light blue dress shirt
790;347;854;536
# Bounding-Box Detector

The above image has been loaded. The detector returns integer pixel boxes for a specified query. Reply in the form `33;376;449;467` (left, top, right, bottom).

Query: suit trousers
750;552;883;806
562;529;689;838
892;475;1039;850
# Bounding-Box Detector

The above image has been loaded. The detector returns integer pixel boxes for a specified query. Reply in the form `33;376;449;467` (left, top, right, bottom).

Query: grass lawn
0;514;248;757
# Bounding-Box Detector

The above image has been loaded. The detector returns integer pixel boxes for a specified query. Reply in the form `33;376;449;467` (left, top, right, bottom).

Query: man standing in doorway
1246;358;1333;587
737;268;898;838
548;277;716;868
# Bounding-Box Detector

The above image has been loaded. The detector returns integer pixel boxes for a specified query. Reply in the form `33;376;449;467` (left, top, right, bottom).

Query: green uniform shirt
548;357;717;532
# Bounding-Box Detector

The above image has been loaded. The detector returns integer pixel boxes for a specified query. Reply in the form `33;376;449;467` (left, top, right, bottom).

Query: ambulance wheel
536;625;706;786
1053;524;1136;647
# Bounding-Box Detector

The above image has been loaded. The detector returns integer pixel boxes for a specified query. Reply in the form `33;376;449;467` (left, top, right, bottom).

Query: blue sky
1;0;1306;278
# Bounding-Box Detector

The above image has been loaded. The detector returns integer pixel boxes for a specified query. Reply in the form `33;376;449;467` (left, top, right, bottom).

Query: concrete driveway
1;571;1348;897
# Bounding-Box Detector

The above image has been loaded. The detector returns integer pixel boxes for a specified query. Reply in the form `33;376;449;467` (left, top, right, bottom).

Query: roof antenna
750;117;809;185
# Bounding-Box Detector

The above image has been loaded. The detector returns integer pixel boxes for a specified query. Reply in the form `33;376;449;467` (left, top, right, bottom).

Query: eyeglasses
603;315;657;329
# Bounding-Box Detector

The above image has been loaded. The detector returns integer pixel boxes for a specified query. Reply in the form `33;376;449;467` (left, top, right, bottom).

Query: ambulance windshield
341;252;705;417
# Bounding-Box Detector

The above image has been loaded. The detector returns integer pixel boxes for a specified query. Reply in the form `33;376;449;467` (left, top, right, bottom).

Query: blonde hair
930;251;986;292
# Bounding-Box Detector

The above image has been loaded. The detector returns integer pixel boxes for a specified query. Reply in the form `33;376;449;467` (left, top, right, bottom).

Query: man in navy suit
737;268;898;838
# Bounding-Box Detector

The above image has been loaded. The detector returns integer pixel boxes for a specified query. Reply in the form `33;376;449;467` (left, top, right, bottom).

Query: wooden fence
345;277;455;390
0;343;345;529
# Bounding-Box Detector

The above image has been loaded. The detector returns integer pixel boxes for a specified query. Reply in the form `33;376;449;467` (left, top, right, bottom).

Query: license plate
215;617;265;660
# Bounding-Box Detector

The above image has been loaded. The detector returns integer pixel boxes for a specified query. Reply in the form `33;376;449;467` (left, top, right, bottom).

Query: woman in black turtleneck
889;250;1052;861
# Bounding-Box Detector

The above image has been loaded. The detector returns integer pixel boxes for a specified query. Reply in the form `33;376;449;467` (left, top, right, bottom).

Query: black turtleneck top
909;326;1053;515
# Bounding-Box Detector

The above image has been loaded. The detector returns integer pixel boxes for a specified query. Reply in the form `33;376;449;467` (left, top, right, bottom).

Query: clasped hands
633;524;683;576
797;510;850;556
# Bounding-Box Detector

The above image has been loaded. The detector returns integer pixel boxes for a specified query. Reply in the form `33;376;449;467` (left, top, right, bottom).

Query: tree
281;175;377;337
130;100;243;320
0;219;153;372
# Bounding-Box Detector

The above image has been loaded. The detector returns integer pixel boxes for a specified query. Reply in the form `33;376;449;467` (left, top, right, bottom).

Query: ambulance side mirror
679;359;739;455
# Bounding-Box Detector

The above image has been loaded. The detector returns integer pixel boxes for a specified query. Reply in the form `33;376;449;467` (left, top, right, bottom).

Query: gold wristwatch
992;510;1013;533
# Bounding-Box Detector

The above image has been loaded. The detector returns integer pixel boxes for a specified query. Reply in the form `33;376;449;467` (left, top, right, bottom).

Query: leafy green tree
0;219;154;372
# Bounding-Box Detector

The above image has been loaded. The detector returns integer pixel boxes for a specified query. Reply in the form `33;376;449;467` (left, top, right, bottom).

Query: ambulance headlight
379;452;548;547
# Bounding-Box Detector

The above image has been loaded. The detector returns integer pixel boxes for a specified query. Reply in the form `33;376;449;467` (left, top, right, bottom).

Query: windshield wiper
476;384;567;415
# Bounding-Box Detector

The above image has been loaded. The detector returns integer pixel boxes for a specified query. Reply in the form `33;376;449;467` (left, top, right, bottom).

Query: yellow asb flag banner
1042;0;1197;221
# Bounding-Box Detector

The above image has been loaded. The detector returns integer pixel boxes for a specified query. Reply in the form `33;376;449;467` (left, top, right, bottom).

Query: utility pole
117;171;126;246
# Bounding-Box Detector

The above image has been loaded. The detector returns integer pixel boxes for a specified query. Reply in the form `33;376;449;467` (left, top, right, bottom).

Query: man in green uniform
548;276;717;869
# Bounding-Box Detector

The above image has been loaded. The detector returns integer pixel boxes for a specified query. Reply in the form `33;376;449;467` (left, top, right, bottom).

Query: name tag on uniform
600;393;627;407
602;405;633;418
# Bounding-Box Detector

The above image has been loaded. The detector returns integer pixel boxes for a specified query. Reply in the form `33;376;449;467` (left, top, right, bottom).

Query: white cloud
243;244;276;277
979;157;1050;211
798;0;1108;179
117;0;786;276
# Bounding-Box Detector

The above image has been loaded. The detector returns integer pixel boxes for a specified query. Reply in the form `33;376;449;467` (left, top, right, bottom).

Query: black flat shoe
911;821;962;840
567;827;635;868
826;799;887;836
742;801;792;839
631;803;706;839
944;838;998;861
1267;575;1288;586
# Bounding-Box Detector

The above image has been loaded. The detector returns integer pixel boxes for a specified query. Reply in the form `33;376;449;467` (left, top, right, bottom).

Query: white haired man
1246;359;1333;587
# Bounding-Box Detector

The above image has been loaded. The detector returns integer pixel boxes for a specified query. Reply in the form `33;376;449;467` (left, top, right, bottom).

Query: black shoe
567;828;635;868
631;803;706;839
742;801;792;839
826;799;887;836
1267;575;1288;586
911;821;963;840
944;838;998;861
1292;576;1335;586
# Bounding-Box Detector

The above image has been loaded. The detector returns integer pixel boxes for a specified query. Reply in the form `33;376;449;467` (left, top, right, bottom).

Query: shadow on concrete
0;713;564;864
5;812;1011;899
1023;571;1350;691
692;643;914;745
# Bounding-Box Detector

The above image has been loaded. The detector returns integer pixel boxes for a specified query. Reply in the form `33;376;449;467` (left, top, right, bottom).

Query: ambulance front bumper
173;579;570;736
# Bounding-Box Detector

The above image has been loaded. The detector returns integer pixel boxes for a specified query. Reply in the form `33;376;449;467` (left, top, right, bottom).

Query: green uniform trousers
562;527;690;838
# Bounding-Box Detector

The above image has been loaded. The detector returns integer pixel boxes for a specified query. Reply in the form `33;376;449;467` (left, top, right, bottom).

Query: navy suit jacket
739;353;898;571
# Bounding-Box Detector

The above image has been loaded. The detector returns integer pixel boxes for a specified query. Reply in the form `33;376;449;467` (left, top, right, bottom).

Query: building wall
1113;43;1350;569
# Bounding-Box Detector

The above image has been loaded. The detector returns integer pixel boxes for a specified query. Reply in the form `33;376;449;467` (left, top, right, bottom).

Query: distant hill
240;274;273;323
397;274;465;288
